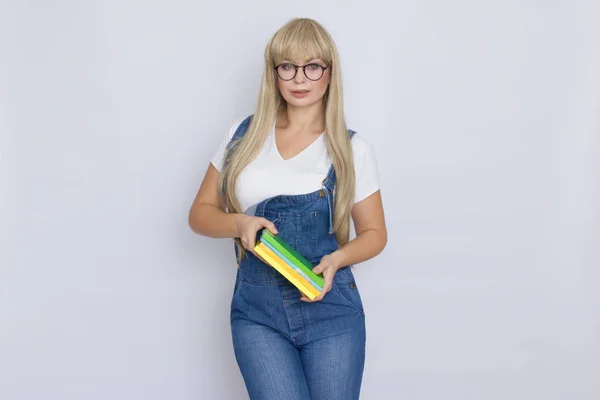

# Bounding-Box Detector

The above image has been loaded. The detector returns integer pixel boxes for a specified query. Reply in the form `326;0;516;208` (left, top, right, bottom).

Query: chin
284;95;319;107
286;99;310;107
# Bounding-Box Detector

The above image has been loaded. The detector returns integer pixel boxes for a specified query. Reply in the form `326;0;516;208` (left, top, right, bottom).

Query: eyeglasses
274;63;329;81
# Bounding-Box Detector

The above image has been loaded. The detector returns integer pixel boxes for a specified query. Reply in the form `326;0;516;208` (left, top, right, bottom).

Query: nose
293;66;306;84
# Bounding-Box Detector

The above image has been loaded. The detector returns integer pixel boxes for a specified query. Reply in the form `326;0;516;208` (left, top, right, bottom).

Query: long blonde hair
219;18;355;264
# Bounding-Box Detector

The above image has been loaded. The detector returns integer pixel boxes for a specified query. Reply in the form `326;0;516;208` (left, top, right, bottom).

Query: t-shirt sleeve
352;134;380;203
210;118;245;172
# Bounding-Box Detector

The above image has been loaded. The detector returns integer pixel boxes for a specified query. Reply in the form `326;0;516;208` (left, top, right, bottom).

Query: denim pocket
262;211;286;234
332;268;364;315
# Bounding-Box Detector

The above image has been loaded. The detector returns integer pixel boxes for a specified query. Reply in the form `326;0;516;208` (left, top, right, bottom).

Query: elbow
377;228;388;255
188;205;205;236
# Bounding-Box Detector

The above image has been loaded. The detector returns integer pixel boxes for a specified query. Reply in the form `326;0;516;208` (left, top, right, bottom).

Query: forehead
272;37;330;65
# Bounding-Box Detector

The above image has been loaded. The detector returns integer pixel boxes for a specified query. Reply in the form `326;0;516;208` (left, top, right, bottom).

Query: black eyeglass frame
274;63;330;81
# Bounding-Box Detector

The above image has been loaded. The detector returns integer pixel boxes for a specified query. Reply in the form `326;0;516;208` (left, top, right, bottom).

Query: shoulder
347;130;381;202
349;131;376;163
210;115;253;172
349;131;371;151
226;115;252;142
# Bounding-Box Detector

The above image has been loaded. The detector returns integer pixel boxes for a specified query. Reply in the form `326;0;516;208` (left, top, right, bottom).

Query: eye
306;63;321;70
281;63;295;70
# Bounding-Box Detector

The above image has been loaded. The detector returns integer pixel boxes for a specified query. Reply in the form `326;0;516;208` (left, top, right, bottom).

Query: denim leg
300;325;366;400
231;318;310;400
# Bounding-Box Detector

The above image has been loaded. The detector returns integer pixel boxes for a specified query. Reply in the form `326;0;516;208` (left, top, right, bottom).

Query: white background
1;1;598;399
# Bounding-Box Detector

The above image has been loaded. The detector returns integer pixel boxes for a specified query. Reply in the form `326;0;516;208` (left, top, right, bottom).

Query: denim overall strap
321;129;357;235
227;115;253;153
221;114;254;196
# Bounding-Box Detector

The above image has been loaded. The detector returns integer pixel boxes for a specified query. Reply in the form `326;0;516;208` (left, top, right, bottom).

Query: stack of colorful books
253;228;324;300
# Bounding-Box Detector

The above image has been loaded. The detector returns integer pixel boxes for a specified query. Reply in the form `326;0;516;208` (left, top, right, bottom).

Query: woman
189;18;387;400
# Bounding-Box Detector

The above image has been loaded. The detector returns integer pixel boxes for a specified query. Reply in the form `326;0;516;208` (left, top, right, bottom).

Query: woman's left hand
300;253;341;302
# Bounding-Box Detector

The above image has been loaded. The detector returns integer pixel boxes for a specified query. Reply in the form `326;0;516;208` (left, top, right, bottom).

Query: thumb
312;263;324;275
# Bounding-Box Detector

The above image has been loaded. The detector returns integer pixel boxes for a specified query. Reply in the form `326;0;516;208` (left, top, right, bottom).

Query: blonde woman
189;18;387;400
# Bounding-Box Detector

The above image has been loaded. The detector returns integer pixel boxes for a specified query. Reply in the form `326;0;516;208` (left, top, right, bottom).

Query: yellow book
255;242;321;300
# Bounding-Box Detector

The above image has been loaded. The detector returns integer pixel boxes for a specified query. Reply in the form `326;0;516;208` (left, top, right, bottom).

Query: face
275;58;331;108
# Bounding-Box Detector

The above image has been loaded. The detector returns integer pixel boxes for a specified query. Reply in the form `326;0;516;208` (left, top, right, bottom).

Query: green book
259;228;325;288
260;237;323;291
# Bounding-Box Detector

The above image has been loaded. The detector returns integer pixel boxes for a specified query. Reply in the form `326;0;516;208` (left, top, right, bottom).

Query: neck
282;101;326;132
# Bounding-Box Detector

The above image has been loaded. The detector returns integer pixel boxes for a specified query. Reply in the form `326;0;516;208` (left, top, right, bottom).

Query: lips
290;90;310;98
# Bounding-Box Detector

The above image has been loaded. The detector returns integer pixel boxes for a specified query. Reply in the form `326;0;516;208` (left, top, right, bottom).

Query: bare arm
188;162;243;238
188;161;278;260
331;189;387;267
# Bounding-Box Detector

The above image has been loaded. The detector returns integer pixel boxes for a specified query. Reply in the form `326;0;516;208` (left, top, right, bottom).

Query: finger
309;286;323;302
270;223;278;234
318;279;333;301
261;218;278;234
321;284;332;298
247;233;256;250
302;295;319;302
321;283;332;299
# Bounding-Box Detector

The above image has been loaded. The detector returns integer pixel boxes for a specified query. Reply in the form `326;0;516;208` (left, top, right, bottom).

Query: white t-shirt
210;118;380;213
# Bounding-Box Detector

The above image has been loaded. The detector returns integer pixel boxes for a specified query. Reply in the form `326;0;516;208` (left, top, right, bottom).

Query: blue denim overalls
224;116;366;400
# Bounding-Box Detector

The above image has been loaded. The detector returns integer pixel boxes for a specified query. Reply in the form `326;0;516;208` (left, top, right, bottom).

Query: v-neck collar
271;122;325;162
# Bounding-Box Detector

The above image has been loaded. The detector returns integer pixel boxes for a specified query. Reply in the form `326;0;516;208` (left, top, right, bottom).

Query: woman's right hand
234;214;278;256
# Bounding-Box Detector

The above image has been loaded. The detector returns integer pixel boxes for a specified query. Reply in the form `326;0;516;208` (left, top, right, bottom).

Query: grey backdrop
1;1;598;399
